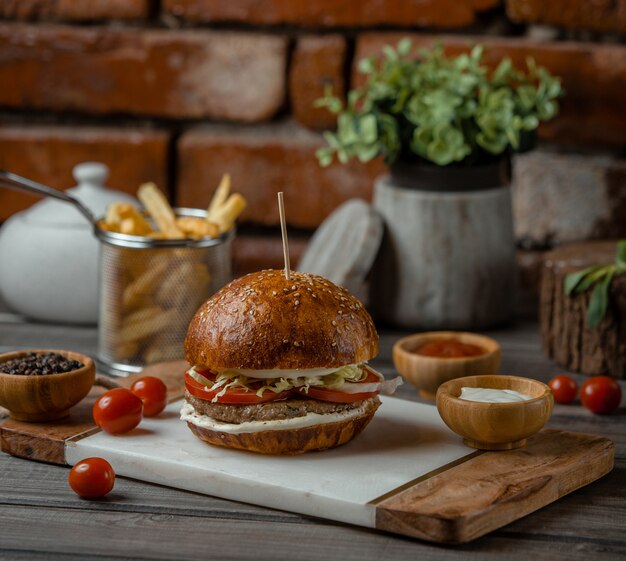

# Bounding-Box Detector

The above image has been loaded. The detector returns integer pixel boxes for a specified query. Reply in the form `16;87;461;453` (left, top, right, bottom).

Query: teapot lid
19;162;137;227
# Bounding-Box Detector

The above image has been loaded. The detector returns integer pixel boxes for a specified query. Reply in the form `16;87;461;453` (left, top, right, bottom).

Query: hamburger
182;269;401;454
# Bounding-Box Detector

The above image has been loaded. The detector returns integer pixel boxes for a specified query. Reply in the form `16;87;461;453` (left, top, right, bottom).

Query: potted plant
316;40;563;328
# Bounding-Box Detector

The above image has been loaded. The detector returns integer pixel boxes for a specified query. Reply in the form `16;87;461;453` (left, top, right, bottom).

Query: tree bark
540;241;626;378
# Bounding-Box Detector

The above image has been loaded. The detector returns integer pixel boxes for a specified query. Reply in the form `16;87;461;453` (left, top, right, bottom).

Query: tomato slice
297;368;380;403
184;372;292;404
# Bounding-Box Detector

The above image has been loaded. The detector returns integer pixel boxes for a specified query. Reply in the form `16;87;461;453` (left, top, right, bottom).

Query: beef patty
185;390;381;424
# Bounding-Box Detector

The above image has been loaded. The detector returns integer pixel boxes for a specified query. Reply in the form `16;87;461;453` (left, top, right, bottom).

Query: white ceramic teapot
0;162;137;324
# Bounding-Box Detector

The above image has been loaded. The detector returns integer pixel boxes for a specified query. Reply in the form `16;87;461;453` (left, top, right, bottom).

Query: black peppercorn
0;352;84;375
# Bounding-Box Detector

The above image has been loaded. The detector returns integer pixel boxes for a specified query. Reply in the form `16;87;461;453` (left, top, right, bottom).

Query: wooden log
370;176;516;329
540;241;626;378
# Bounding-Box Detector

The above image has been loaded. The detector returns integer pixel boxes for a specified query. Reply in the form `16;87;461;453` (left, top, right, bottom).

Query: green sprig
564;240;626;328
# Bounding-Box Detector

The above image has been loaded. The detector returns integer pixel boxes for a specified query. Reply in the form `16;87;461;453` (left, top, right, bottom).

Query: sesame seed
331;320;337;326
294;300;300;306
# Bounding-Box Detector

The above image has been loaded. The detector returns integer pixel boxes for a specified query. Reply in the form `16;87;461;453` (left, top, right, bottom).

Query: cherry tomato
580;376;622;415
93;388;143;434
548;375;578;405
68;457;115;499
184;372;292;404
131;376;168;417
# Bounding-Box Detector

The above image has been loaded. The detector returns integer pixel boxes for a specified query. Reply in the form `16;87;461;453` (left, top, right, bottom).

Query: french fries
100;174;244;365
104;203;153;236
176;217;219;239
207;173;231;218
207;174;247;233
100;174;245;240
137;183;184;239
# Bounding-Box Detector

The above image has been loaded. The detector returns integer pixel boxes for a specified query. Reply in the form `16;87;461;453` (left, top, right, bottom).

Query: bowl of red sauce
392;332;501;400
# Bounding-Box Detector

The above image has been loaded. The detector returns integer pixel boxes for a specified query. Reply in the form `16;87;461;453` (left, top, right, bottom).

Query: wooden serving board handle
0;360;188;464
374;429;614;543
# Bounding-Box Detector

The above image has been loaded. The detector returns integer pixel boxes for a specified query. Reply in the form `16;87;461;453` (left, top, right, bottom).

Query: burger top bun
185;269;378;370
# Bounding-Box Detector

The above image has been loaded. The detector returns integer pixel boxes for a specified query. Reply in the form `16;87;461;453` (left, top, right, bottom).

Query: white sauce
180;400;370;434
459;387;533;403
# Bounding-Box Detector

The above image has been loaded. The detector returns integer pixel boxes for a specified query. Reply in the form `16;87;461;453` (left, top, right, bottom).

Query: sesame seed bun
184;269;379;370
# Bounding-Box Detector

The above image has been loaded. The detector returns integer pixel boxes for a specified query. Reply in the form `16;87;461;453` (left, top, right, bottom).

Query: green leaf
382;45;398;62
397;38;412;57
616;240;626;267
564;265;600;295
316;147;334;167
358;56;376;74
356;143;380;162
587;269;614;328
575;265;613;293
359;114;378;144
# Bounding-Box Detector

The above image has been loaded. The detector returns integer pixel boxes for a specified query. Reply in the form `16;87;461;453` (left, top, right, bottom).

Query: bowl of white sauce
436;375;553;450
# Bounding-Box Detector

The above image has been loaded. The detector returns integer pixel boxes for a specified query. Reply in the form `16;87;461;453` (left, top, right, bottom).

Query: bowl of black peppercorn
0;349;95;422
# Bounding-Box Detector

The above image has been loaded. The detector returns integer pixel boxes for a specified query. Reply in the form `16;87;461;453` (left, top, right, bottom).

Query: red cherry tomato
93;388;143;434
548;375;578;405
68;457;115;499
580;376;622;415
131;376;168;417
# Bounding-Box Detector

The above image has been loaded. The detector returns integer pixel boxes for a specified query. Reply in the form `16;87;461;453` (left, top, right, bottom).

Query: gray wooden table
0;313;624;561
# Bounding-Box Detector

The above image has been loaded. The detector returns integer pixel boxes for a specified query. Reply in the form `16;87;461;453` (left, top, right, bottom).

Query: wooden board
0;363;615;545
0;360;187;464
375;429;614;543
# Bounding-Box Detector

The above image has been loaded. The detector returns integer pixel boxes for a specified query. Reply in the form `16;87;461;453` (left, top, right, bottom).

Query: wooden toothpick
277;192;291;280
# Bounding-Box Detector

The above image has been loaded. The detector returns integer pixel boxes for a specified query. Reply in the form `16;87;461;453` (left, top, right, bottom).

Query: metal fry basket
95;208;232;375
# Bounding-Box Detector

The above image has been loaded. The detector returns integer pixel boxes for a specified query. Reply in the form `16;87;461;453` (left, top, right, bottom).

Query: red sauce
413;339;486;358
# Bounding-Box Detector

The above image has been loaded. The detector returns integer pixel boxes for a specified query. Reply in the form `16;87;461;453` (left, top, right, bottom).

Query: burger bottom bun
186;402;380;455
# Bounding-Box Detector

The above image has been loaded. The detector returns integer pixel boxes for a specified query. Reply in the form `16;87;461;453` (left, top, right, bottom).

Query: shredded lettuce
188;364;372;402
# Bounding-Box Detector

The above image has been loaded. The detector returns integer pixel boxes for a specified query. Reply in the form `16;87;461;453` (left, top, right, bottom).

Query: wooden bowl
0;349;95;422
436;375;554;450
392;332;501;399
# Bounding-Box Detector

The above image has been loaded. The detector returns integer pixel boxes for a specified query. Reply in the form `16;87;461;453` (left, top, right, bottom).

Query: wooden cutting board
0;362;615;545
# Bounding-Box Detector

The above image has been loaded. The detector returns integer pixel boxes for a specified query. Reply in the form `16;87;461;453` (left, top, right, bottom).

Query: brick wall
1;0;625;280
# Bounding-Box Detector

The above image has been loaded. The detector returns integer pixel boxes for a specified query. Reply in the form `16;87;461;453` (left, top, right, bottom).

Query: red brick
506;0;626;34
0;125;169;221
177;121;386;229
290;35;346;131
233;233;309;277
0;0;148;20
0;24;287;121
165;0;500;28
354;34;626;149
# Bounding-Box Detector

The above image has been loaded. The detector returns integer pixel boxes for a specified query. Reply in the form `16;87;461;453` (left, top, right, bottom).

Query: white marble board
65;396;472;528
